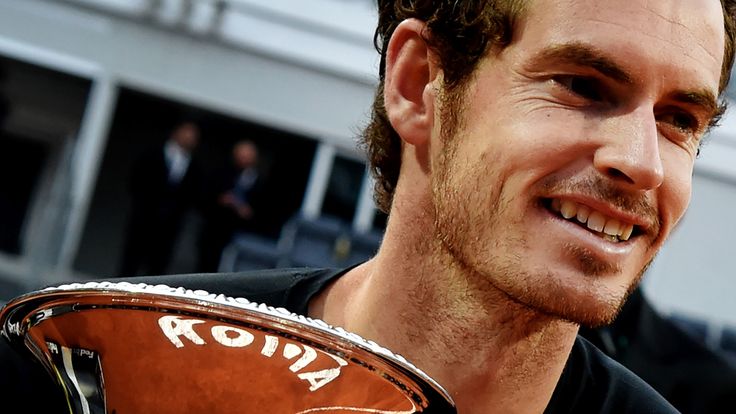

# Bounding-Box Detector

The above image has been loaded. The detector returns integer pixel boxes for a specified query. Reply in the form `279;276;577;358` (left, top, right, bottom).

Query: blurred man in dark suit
196;139;263;273
118;121;202;276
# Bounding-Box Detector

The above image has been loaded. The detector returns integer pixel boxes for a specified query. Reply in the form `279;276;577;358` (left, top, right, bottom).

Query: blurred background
0;0;735;361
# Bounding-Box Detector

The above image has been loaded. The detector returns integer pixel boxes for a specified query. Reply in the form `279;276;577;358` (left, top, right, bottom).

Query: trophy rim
0;280;456;410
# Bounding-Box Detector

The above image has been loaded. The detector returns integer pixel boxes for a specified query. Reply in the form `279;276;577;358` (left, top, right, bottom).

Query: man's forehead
518;0;725;91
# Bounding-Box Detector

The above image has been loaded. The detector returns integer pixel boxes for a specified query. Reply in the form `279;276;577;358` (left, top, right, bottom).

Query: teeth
603;219;621;236
548;198;637;242
620;224;634;241
576;205;591;223
560;200;577;219
586;211;606;232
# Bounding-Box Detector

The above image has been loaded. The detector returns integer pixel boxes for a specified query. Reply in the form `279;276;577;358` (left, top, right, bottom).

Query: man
306;0;729;411
1;0;735;412
118;121;203;276
197;139;263;272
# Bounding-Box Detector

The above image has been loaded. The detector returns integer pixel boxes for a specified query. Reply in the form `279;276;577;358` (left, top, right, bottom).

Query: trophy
0;281;456;413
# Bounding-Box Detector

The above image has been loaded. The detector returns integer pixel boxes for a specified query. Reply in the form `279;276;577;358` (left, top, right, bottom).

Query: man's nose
593;108;664;191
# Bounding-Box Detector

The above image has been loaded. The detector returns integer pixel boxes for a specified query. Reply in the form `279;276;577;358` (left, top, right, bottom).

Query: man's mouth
543;198;637;243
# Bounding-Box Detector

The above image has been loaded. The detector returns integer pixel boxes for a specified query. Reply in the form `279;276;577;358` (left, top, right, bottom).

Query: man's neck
310;195;579;413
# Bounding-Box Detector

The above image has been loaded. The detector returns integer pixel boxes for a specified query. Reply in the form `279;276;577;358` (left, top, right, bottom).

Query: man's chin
502;273;632;328
531;255;648;327
559;303;623;329
499;297;613;328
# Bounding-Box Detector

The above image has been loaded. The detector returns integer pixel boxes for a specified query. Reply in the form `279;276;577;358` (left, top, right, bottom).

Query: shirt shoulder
545;335;680;414
108;266;348;314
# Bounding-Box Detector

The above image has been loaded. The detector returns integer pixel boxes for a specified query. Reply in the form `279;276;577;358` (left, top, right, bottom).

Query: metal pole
54;74;118;280
300;142;335;220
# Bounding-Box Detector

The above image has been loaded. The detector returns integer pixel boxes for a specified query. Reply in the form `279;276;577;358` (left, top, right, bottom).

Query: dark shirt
580;288;736;413
1;268;678;413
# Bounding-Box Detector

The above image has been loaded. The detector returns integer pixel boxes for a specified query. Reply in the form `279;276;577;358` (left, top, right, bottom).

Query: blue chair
278;214;351;268
346;229;383;266
219;232;283;272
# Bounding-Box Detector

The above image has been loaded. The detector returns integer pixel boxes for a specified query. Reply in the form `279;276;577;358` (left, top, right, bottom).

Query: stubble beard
429;88;652;328
431;155;651;328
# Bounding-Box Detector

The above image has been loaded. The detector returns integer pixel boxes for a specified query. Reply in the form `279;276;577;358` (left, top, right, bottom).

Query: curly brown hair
360;0;736;214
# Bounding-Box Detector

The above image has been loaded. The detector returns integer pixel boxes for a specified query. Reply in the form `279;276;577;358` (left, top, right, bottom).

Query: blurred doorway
73;87;317;277
0;54;91;267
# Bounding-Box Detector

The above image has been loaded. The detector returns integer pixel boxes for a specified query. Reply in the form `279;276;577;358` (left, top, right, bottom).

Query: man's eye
554;76;603;101
658;112;699;134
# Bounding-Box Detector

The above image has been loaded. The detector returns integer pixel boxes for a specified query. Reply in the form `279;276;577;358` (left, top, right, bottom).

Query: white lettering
38;309;53;321
210;325;254;347
7;322;19;336
283;343;302;360
158;315;206;348
298;367;343;392
78;349;94;358
297;353;348;391
155;316;349;393
261;335;279;357
288;345;317;373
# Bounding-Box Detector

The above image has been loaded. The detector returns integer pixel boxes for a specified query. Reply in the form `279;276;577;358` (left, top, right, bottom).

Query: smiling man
2;0;736;413
305;0;733;412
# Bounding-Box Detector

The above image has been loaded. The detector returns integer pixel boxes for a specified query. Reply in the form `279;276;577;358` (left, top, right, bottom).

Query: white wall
644;108;736;326
0;0;378;154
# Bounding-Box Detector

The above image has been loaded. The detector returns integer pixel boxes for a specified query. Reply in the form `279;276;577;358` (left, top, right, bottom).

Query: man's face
173;124;200;152
431;0;725;326
234;142;258;170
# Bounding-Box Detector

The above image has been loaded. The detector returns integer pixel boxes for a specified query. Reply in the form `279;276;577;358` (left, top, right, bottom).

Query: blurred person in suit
196;139;263;273
118;121;203;276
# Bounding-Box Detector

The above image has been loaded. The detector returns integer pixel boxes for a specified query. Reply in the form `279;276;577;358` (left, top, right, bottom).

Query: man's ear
384;19;439;147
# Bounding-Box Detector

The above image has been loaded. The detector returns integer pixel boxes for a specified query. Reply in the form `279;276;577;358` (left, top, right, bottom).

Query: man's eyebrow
528;43;722;120
670;90;720;120
526;42;634;84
